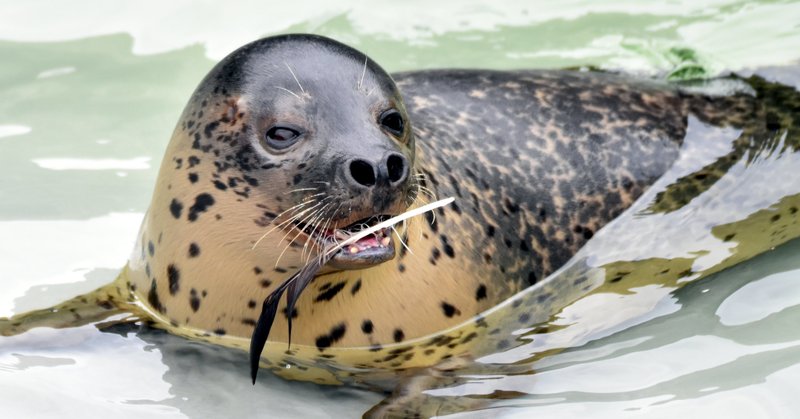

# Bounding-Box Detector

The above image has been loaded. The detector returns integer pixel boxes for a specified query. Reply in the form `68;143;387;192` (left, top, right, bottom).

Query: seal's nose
346;152;409;189
383;153;409;185
348;159;377;187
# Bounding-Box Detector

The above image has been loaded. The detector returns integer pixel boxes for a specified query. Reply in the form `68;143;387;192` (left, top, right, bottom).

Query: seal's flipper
0;282;134;337
649;75;800;214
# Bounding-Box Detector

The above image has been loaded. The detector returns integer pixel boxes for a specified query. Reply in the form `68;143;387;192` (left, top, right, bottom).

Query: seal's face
211;35;417;271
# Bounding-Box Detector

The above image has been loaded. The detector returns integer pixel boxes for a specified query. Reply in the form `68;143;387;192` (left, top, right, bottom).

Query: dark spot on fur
476;284;487;301
188;173;199;183
441;302;460;317
188;243;200;258
351;278;362;295
282;306;298;319
315;281;346;302
771;214;781;222
188;193;215;222
167;264;180;295
260;279;272;288
213;328;226;336
527;271;537;285
440;235;455;258
213;180;227;191
148;241;155;257
315;323;346;351
190;289;200;312
393;329;405;343
243;175;259;186
518;313;531;324
148;279;165;314
248;299;257;309
503;198;520;213
723;233;736;241
424;210;438;232
274;267;287;273
361;320;374;334
241;318;256;327
204;121;220;138
254;267;262;275
170;199;183;219
315;335;331;350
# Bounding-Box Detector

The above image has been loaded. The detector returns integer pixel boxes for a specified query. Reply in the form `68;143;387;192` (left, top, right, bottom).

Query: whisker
392;226;413;255
284;62;305;94
275;206;324;267
274;86;301;100
251;200;325;250
283;187;319;195
301;204;331;262
358;56;368;91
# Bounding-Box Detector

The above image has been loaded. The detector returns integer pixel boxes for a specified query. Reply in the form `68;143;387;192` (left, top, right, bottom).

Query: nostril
349;159;376;187
386;154;407;184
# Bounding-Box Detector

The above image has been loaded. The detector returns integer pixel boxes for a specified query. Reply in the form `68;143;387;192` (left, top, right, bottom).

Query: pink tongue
355;235;380;250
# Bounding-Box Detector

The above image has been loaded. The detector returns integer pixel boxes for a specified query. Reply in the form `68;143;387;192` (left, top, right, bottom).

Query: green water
1;1;800;417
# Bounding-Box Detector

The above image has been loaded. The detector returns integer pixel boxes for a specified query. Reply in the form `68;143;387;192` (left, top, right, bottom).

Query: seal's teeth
381;236;391;246
349;245;359;254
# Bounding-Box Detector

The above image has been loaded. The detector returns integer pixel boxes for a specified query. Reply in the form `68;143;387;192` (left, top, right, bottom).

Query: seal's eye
264;125;302;150
379;109;405;137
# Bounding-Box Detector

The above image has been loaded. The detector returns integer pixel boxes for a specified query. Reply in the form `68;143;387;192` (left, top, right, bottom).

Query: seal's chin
294;215;397;271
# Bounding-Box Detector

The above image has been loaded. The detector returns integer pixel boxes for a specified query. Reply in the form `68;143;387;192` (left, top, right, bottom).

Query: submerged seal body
129;35;685;358
4;34;800;392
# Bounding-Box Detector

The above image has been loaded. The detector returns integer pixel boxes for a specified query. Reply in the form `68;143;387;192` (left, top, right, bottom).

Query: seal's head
181;34;416;271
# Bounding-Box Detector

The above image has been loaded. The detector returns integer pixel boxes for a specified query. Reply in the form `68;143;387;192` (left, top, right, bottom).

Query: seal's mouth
250;198;455;384
293;215;396;269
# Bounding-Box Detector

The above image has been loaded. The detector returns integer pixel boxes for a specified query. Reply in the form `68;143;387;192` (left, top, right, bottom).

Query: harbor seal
2;35;800;398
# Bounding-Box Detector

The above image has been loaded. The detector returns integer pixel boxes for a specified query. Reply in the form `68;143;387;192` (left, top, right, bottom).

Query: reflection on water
436;239;800;418
0;320;381;418
2;1;800;417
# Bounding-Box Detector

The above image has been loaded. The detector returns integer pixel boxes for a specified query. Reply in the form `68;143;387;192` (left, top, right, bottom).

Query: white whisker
392;226;413;255
358;56;368;91
274;86;301;99
283;187;318;194
284;62;305;94
251;200;325;250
